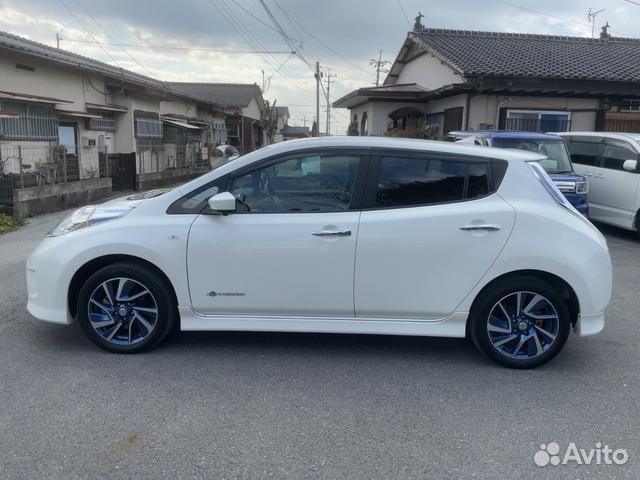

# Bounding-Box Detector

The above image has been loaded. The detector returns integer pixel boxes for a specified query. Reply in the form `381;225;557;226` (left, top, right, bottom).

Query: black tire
76;262;177;353
469;276;571;369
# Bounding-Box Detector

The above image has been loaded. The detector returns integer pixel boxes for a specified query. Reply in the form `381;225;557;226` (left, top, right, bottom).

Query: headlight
48;205;133;237
575;181;589;194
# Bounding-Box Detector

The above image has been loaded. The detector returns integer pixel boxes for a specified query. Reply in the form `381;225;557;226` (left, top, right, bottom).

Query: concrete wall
12;178;112;217
395;53;463;90
136;166;210;191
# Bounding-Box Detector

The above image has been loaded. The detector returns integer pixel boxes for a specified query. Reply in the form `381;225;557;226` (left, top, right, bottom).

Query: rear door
354;151;515;320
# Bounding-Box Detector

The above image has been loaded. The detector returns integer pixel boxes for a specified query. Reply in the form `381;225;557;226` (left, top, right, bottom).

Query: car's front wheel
76;262;177;353
469;276;571;368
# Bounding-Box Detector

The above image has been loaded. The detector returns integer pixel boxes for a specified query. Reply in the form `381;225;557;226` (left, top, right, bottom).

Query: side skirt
178;306;468;338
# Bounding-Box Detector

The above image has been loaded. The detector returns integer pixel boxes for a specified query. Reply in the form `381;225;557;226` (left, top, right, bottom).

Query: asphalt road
0;211;638;480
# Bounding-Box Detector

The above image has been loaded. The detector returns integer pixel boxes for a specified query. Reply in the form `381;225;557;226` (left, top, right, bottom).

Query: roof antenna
413;11;424;32
587;8;606;38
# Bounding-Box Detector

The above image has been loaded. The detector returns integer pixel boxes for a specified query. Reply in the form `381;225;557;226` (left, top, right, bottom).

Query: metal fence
0;142;82;213
136;140;209;174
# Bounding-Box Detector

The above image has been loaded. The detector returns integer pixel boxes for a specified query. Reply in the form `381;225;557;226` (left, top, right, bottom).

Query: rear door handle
312;230;351;237
460;224;501;232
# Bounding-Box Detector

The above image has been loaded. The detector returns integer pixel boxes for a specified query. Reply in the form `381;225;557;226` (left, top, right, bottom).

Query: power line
494;0;590;27
396;0;412;27
73;0;157;79
57;0;122;67
61;38;294;54
272;0;373;77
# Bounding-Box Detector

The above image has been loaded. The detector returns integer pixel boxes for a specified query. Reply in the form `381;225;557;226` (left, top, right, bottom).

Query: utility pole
588;8;606;38
325;68;337;136
369;51;391;86
56;32;60;49
315;61;321;137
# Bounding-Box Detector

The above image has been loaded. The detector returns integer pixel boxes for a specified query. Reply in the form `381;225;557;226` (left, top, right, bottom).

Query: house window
134;110;162;138
619;99;640;112
0;100;58;141
505;110;571;132
86;111;115;131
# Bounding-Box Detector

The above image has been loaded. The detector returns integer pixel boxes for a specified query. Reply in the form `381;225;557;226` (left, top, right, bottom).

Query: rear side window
567;140;602;166
374;156;491;208
602;143;638;171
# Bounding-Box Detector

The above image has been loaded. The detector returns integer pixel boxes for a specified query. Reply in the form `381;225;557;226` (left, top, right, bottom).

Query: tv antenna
587;8;606;38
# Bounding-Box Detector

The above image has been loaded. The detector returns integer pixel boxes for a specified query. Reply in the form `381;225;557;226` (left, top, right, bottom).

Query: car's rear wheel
469;276;571;368
76;262;177;353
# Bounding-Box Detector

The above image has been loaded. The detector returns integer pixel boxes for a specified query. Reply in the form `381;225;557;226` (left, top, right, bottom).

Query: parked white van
555;132;640;238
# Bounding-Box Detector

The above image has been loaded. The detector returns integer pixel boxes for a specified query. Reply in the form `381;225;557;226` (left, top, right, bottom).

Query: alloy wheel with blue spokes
87;277;158;346
486;291;559;360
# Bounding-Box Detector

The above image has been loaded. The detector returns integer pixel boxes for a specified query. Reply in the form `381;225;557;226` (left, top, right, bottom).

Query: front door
187;151;364;317
592;139;640;228
58;123;80;181
355;152;515;319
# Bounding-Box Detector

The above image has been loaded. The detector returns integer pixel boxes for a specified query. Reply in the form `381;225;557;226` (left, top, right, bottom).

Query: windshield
493;138;573;174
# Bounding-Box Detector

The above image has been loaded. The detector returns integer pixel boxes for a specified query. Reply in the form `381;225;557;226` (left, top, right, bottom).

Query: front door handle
460;224;501;232
312;230;352;237
593;173;604;179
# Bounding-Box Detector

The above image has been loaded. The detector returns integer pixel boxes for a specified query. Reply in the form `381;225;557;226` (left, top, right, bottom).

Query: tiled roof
281;125;309;135
168;82;262;107
412;29;640;81
274;106;290;116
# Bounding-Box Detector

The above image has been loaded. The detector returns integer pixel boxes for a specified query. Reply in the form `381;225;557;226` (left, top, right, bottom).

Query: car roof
450;130;562;140
553;131;640;143
232;136;545;164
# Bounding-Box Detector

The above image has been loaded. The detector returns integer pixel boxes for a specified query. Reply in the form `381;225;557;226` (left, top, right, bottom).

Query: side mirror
207;192;237;214
623;159;638;172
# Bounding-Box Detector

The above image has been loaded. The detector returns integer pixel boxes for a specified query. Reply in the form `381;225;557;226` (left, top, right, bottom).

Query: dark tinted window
229;154;359;213
602;143;638;171
568;141;602;166
376;157;490;207
467;163;490;198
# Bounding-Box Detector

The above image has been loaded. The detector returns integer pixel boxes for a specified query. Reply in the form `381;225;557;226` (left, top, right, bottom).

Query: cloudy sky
1;0;638;134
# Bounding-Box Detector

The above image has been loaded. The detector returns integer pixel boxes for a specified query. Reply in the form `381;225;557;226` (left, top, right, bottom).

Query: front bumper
26;239;74;325
574;311;605;337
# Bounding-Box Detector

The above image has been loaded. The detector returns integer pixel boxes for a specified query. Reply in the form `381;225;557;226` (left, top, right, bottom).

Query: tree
261;99;278;145
347;119;359;136
311;120;318;137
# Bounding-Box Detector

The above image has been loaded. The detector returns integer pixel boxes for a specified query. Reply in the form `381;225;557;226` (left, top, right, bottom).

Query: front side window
602;143;638;172
568;140;603;166
229;154;359;213
375;156;490;207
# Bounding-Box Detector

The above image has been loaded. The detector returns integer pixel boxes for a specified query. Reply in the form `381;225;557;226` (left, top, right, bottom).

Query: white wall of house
0;50;111;109
395;52;463;90
242;97;263;120
467;95;599;131
159;99;198;118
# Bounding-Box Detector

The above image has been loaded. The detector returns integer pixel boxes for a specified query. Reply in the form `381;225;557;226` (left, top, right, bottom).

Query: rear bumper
574;311;605;337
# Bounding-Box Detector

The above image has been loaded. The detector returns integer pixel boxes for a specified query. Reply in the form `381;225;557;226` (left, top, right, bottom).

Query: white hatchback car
555;132;640;238
27;137;612;368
